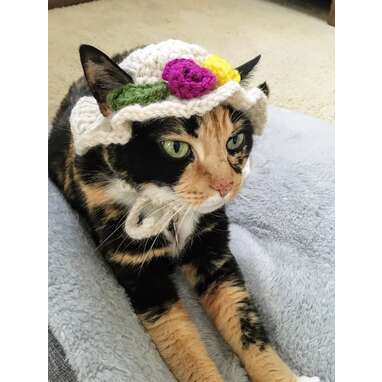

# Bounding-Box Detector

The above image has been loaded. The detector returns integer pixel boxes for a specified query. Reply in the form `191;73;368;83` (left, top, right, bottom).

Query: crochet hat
70;40;268;155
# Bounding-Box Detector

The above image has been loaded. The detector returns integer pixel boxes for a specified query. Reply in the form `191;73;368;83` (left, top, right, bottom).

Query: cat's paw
298;377;320;382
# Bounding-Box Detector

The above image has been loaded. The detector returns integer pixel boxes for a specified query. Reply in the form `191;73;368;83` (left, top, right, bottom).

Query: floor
48;0;334;122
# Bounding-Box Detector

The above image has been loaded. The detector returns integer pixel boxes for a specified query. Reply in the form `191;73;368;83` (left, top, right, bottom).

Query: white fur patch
170;209;199;253
197;193;225;214
106;179;138;206
140;184;176;204
106;179;199;250
140;184;200;252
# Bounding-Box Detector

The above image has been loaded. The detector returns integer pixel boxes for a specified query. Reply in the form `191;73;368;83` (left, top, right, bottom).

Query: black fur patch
239;297;269;349
106;119;195;186
110;256;178;317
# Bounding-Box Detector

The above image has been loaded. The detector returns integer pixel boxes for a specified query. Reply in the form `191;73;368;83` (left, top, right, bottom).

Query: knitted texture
110;82;267;132
162;59;216;99
70;97;132;155
203;54;241;85
121;40;209;84
70;40;268;155
107;81;170;111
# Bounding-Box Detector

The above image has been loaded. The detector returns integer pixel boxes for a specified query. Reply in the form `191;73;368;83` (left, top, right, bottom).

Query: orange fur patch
110;247;171;266
78;182;113;209
83;61;118;116
141;302;223;382
201;281;249;351
181;264;199;286
63;142;75;193
169;106;245;205
240;345;297;382
101;205;123;221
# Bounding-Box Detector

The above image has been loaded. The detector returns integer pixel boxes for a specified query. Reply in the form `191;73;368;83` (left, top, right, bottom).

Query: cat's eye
227;133;245;151
161;140;190;159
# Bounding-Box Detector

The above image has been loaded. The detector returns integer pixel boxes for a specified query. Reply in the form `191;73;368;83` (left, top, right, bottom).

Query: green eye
161;140;190;159
227;133;245;151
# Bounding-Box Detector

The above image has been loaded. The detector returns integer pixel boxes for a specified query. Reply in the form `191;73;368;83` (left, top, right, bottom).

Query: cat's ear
236;55;270;97
258;81;270;97
236;55;261;81
79;44;133;116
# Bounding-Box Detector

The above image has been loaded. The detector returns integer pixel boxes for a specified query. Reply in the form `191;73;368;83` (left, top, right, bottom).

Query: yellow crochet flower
203;54;241;86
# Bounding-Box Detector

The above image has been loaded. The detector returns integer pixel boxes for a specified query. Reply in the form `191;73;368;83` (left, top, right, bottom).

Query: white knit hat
70;40;268;155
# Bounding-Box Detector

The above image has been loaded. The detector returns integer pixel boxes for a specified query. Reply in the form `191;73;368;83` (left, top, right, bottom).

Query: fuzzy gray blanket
48;106;334;382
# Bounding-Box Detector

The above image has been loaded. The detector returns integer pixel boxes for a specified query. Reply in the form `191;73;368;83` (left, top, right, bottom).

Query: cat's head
79;44;269;214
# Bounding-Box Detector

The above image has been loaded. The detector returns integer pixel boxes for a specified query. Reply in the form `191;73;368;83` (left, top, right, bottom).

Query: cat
49;43;314;382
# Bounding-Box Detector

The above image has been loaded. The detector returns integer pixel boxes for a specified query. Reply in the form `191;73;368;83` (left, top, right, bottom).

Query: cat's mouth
195;193;227;214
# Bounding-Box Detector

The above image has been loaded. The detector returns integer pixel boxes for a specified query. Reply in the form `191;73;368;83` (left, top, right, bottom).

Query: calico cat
49;43;314;382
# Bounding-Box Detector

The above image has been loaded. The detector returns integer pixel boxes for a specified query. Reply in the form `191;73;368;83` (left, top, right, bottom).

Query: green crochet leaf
106;81;170;111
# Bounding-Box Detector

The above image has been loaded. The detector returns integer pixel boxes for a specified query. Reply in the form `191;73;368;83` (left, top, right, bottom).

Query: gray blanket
48;106;334;382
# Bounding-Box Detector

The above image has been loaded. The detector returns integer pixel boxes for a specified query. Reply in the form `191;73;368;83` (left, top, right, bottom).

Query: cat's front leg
108;255;224;382
181;231;298;382
94;210;223;381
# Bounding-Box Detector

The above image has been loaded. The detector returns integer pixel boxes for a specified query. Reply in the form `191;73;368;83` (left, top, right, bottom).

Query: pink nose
211;179;234;197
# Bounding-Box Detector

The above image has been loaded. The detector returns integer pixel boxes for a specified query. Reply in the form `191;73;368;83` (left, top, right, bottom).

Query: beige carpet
49;0;334;122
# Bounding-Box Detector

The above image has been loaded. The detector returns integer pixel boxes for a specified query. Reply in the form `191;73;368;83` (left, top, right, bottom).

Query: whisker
95;212;128;251
178;205;192;233
137;204;185;274
238;193;251;203
139;199;180;222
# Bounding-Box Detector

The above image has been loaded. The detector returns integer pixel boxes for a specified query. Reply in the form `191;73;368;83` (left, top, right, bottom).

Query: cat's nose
211;179;234;197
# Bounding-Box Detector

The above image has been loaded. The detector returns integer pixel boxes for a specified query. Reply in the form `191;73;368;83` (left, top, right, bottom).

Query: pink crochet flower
162;58;216;99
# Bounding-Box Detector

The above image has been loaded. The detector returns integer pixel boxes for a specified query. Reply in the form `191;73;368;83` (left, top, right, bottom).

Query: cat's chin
196;194;225;214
